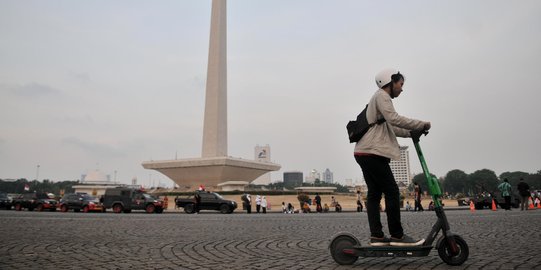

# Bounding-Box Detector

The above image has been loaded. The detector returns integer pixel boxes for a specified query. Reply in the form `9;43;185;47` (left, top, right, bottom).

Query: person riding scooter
354;68;431;247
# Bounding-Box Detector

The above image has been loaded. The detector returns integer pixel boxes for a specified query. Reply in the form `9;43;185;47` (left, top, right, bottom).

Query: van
102;187;164;213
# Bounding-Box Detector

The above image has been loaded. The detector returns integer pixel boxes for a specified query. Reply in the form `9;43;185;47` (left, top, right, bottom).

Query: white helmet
375;68;399;88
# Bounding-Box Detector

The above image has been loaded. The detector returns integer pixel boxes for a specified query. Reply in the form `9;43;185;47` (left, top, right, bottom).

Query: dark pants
355;155;403;239
247;203;251;214
414;198;423;211
520;196;528;210
504;196;511;210
357;200;363;212
256;204;261;213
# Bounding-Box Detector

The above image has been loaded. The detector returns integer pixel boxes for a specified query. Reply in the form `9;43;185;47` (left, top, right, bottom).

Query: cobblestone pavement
0;209;540;270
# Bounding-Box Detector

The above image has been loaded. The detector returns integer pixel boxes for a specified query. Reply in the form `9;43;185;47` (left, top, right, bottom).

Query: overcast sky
1;0;540;186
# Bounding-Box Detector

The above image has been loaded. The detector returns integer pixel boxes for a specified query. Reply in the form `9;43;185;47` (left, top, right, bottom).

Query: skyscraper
322;168;333;184
389;145;411;186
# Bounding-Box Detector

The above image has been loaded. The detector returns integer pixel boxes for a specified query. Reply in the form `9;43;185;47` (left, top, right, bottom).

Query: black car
59;193;105;213
175;191;237;214
0;192;13;210
12;192;58;211
102;187;164;213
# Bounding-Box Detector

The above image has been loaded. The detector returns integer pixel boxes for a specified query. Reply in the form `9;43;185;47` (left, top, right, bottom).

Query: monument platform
142;156;280;190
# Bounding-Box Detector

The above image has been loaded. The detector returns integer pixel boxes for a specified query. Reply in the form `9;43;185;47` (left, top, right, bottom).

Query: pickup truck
175;191;237;214
12;192;58;211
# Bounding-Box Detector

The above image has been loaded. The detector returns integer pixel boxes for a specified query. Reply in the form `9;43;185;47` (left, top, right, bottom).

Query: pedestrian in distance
517;178;530;211
357;190;364;212
255;195;261;213
331;196;337;207
302;202;311;213
405;201;412;211
414;182;424;212
246;194;252;214
335;202;342;212
498;178;512;210
282;202;287;213
194;191;201;214
428;201;435;211
287;202;294;214
354;68;431;247
323;203;330;213
261;196;267;214
315;193;322;213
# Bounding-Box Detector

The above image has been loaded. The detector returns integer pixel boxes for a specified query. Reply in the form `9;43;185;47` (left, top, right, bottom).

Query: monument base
142;156;281;190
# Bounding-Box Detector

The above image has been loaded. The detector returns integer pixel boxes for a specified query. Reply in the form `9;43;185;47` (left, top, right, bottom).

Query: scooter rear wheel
438;235;469;266
330;235;358;265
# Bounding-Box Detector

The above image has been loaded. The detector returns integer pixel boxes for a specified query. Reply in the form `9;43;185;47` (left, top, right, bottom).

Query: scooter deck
349;245;433;257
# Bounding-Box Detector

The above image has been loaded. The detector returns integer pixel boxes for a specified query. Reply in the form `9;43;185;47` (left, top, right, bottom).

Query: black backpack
346;105;386;143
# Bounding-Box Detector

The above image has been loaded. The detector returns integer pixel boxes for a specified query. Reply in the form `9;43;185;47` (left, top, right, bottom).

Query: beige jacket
354;89;427;160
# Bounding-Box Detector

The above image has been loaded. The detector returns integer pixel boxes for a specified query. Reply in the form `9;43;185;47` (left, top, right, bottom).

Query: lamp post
36;164;40;181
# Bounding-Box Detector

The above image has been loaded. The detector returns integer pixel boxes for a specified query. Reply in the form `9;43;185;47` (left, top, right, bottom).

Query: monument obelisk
142;0;280;190
202;0;227;158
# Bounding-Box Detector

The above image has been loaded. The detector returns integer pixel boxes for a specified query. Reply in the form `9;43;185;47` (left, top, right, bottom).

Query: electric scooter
329;131;469;266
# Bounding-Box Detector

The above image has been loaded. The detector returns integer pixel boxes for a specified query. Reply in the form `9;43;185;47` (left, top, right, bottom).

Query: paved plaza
0;209;540;270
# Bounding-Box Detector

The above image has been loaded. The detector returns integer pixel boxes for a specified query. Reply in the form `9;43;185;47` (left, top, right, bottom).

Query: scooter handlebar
411;130;429;143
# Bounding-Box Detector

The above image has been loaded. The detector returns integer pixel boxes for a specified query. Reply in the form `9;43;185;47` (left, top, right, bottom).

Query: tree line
0;179;77;195
410;169;541;197
2;169;540;196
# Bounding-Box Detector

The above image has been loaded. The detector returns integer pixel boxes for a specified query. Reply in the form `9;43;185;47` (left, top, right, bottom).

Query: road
0;209;539;269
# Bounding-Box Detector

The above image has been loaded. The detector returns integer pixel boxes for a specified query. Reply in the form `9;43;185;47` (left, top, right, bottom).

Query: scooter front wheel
329;234;359;265
438;235;469;266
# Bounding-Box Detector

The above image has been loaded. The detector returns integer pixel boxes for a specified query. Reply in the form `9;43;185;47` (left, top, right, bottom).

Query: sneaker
390;235;425;247
369;236;391;246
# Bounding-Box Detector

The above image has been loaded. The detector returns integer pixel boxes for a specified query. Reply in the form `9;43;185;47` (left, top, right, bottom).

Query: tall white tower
202;0;228;158
142;0;281;190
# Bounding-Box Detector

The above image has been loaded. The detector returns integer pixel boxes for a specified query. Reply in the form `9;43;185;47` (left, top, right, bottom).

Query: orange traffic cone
536;198;541;209
491;199;497;211
528;197;535;210
470;201;475;212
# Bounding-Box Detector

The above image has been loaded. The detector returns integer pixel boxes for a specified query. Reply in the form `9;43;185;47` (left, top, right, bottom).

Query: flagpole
36;164;40;181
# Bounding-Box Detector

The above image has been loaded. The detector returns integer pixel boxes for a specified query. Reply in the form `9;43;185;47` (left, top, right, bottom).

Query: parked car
59;193;105;213
474;191;520;210
102;187;164;213
12;192;58;211
0;192;13;210
175;191;237;214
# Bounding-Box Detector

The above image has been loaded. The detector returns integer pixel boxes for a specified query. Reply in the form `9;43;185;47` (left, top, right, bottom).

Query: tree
525;172;541;190
442;170;468;194
410;173;441;195
468;169;499;194
499;171;529;187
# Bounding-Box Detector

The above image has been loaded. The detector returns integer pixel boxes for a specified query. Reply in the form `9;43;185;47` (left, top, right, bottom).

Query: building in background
251;145;272;185
389;145;411;186
72;169;121;196
304;169;320;183
283;171;303;187
322;168;334;184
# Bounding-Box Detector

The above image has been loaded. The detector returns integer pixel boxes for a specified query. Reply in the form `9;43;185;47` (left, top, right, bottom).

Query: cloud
0;83;61;98
62;137;126;158
68;71;91;84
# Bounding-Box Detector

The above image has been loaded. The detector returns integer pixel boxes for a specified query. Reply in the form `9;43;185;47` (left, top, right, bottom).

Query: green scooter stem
411;132;443;208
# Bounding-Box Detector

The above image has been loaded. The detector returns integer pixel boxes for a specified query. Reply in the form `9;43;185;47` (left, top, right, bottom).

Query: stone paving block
0;210;540;269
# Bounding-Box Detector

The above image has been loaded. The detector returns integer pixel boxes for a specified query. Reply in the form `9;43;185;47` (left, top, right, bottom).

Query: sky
1;0;540;187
